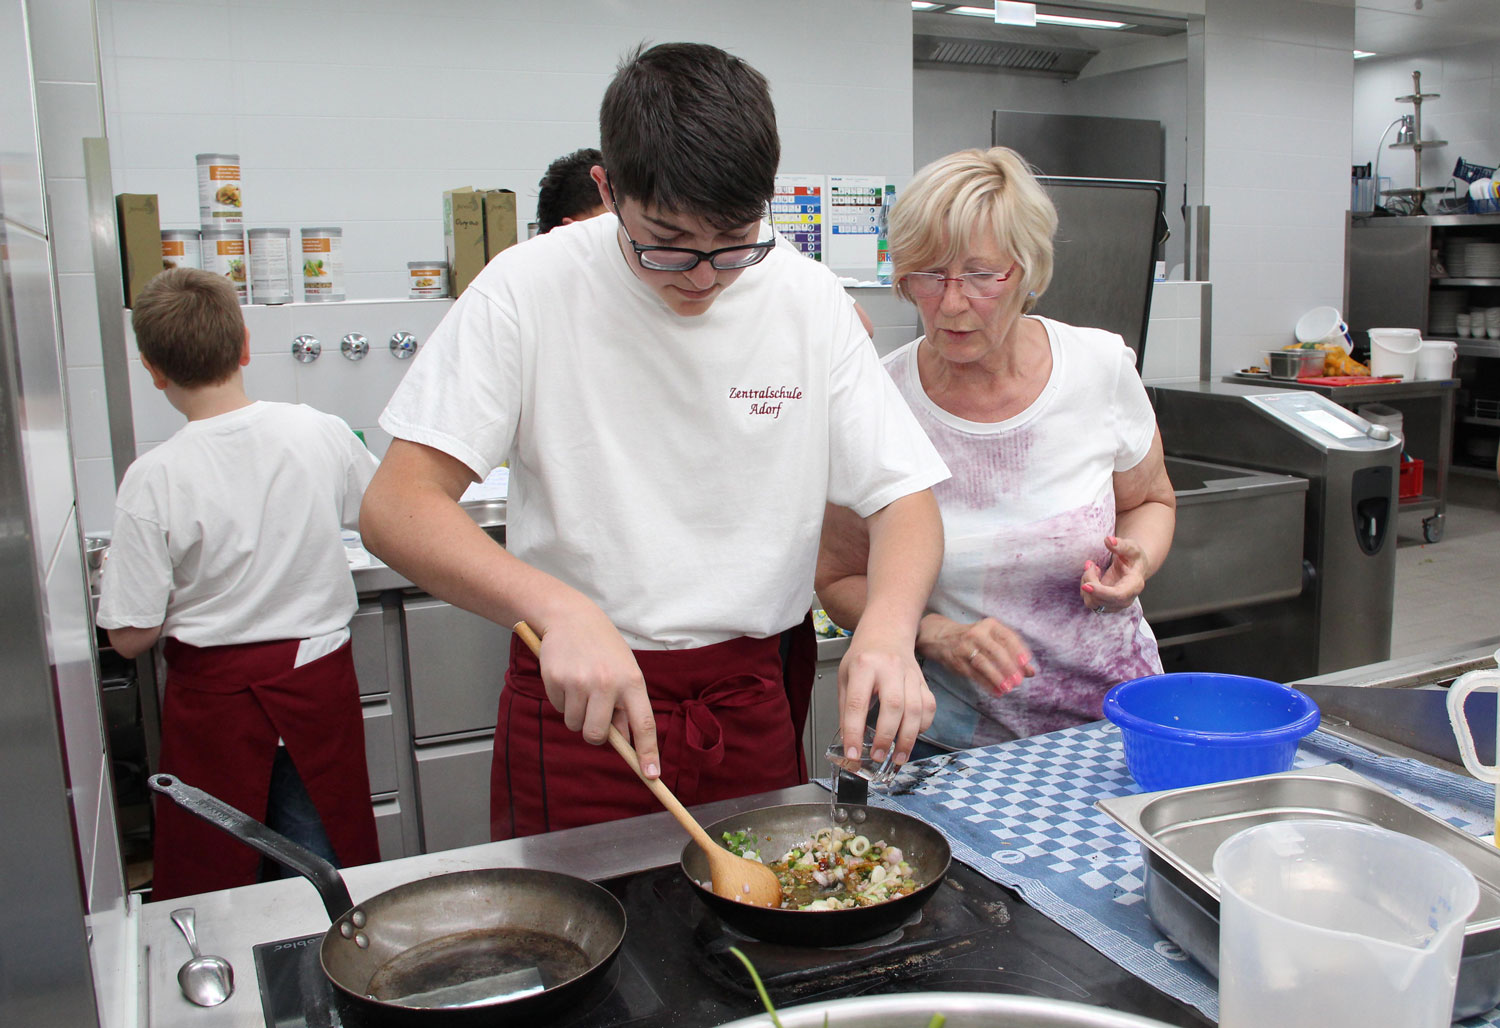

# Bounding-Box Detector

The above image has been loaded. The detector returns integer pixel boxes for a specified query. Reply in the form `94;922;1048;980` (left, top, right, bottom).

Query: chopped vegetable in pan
722;826;917;910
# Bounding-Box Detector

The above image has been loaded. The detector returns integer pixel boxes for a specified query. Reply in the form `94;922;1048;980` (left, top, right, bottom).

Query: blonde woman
817;147;1176;752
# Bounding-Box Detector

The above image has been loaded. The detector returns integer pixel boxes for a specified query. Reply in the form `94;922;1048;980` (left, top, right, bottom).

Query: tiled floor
1391;471;1500;659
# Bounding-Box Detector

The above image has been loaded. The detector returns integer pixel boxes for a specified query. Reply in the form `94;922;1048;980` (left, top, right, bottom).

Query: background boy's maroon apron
152;638;380;900
492;632;807;840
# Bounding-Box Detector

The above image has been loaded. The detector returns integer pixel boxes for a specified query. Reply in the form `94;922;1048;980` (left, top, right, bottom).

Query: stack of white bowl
1429;291;1465;337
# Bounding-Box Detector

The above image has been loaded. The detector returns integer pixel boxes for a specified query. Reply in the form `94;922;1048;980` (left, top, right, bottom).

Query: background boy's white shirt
96;401;378;649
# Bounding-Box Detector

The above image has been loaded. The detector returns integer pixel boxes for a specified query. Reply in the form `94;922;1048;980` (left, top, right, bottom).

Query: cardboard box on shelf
482;189;518;262
116;193;163;307
443;187;486;298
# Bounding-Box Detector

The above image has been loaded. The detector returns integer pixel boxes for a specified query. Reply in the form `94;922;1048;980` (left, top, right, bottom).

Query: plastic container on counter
407;261;449;299
200;228;248;304
196;153;241;229
1102;672;1320;792
301;227;345;302
248;228;292;305
161;228;201;272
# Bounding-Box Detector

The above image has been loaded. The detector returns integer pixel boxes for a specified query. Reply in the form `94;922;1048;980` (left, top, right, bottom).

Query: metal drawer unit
402;595;512;853
348;595;420;860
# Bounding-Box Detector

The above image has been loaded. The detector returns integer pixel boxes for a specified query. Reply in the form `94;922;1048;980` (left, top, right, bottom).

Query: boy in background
536;147;607;233
97;267;380;900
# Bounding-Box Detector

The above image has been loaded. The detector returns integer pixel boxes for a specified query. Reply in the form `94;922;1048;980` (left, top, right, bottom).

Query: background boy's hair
599;42;778;230
130;268;246;387
536;147;604;233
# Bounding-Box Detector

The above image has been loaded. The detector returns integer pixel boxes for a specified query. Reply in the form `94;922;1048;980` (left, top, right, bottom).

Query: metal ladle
170;907;235;1006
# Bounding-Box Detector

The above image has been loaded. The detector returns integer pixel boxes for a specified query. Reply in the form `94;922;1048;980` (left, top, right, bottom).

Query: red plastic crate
1399;457;1424;499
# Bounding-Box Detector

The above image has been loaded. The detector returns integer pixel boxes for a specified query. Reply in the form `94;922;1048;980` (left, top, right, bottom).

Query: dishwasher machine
1147;381;1402;683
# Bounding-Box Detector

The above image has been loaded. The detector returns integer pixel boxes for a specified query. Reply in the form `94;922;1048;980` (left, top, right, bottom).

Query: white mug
1446;648;1500;843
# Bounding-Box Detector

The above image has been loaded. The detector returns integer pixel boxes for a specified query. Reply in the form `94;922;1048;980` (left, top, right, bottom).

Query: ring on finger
1093;604;1107;614
968;647;980;661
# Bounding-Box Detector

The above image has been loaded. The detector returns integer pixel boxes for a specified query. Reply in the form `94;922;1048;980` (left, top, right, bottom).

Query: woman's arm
1081;428;1177;612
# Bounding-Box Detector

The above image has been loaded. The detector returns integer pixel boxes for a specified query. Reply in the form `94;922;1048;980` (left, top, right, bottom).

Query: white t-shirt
884;317;1163;746
380;213;949;649
97;402;377;648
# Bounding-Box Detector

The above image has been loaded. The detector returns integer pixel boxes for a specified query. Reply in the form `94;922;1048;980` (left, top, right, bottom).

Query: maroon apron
491;633;805;841
152;638;380;901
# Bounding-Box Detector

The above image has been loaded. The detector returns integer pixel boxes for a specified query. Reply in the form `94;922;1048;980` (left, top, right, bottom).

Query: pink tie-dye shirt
883;317;1163;747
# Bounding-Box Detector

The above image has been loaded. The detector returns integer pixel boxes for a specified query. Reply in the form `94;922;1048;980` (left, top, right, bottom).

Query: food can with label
201;229;248;304
161;229;201;272
407;261;449;299
196;153;242;229
301;227;345;302
249;228;293;305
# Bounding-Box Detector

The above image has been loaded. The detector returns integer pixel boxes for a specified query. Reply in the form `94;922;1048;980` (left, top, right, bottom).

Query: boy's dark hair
599;42;778;230
130;268;245;387
537;147;604;233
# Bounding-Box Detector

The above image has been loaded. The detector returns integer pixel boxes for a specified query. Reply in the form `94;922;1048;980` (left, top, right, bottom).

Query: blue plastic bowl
1103;672;1320;792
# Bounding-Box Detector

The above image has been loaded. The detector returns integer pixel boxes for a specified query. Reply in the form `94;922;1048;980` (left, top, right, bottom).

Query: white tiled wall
1142;281;1207;383
121;298;453;463
1197;0;1355;377
96;0;916;300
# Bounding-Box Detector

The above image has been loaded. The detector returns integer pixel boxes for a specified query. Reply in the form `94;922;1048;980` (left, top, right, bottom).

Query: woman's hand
917;612;1035;696
1080;534;1150;614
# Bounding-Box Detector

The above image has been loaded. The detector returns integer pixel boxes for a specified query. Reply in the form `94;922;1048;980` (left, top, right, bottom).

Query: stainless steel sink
1141;457;1308;623
461;498;506;544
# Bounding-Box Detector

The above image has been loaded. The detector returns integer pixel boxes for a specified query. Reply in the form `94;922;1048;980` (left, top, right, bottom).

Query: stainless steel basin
461;498;506;544
1141;457;1308;623
713;993;1176;1027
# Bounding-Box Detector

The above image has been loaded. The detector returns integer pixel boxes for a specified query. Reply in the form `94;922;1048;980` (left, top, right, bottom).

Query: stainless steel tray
1098;764;1500;1020
1098;763;1500;933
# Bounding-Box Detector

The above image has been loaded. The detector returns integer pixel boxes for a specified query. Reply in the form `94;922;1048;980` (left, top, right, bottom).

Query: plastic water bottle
875;186;895;285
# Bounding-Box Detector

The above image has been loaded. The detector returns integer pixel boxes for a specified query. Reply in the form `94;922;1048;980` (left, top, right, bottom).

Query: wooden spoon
513;620;782;908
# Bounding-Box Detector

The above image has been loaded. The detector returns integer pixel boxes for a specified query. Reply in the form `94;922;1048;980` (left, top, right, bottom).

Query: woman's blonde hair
888;147;1057;312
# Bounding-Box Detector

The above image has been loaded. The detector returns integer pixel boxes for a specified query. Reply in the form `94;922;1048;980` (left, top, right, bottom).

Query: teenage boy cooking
361;42;948;840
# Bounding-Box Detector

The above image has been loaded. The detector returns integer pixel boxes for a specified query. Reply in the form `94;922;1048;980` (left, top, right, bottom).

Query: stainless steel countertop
136;783;824;1028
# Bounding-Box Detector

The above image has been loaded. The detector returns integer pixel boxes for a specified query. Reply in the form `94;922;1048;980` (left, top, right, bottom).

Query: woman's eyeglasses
902;266;1018;299
608;181;774;272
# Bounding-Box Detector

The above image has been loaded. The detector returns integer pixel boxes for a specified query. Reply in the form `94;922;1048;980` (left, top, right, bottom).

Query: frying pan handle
149;773;354;921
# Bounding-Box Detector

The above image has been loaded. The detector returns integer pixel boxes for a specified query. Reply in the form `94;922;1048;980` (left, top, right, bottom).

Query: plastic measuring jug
1447;648;1500;842
1213;819;1478;1028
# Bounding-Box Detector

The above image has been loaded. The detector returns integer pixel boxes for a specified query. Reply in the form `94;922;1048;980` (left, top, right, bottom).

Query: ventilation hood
913;30;1098;78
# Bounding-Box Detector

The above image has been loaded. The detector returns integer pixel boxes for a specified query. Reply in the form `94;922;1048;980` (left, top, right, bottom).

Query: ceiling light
910;1;942;9
1035;13;1129;29
996;1;1037;25
1353;49;1378;59
945;4;1131;29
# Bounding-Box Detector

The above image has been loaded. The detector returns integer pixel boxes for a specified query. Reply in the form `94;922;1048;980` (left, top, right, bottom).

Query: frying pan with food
681;802;951;946
149;774;625;1026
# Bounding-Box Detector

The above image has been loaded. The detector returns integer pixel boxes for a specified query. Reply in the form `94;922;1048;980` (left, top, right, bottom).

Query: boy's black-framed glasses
607;181;774;272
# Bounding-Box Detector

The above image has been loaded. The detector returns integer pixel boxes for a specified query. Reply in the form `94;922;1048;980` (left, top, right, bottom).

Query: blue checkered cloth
862;722;1500;1026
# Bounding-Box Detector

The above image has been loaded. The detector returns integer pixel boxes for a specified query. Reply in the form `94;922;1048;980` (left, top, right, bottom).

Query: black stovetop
252;861;1211;1027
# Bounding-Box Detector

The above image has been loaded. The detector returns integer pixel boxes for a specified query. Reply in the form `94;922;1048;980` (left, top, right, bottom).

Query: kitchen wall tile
66;365;113;460
106;0;232;59
292;340;414;430
243;347;297;401
126;356;186;445
57;270;103;368
111;112;235;171
75;458;118;535
85;844;131;1027
37;82;103;179
112;56;227;116
27;0;101;84
45;177;95;274
241;303;292;355
120;166;198;226
355;423;393;461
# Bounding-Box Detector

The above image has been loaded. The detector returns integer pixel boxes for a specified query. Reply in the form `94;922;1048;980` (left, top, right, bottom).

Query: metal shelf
1388;140;1448;150
1433;278;1500;286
